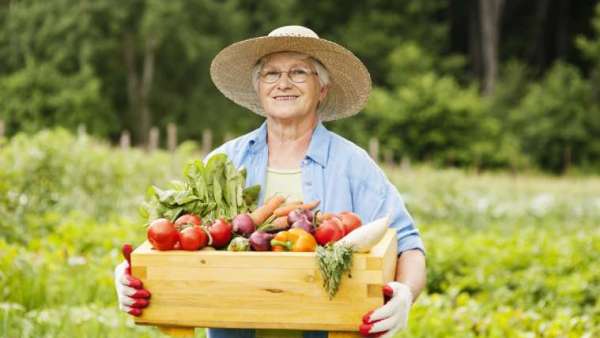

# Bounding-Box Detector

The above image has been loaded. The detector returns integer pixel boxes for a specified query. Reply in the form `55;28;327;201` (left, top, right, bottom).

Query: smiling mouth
273;95;299;101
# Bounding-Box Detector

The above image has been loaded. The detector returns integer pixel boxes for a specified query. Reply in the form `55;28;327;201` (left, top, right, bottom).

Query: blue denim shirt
207;120;424;254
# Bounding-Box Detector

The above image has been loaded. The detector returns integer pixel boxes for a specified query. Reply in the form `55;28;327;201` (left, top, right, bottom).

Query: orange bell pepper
270;228;317;252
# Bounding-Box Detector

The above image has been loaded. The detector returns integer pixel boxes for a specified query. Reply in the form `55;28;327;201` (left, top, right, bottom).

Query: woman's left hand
359;282;413;338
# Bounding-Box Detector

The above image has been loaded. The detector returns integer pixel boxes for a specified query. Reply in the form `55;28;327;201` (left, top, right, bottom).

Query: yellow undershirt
259;167;303;338
264;167;304;203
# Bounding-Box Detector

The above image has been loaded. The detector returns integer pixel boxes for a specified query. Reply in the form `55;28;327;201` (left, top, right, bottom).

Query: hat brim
210;36;371;121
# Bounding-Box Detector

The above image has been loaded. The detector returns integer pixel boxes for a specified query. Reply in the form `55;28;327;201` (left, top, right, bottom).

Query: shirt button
305;181;312;187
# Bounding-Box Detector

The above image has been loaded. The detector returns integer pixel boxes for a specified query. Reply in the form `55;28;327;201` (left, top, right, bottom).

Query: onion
291;217;314;234
232;213;256;238
288;208;314;225
249;231;275;251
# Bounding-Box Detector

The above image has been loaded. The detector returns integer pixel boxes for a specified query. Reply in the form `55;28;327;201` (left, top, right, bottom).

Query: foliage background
1;0;599;173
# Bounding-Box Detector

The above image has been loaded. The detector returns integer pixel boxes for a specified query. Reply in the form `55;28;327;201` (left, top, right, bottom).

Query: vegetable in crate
337;211;361;235
316;244;353;299
248;231;275;251
250;195;286;225
208;218;233;249
232;213;256;237
315;216;345;245
174;213;202;230
290;216;314;234
272;200;320;218
270;228;317;252
141;154;260;224
336;215;389;253
257;216;290;233
179;226;209;251
288;207;315;224
316;216;390;298
147;218;179;251
288;207;316;234
227;237;251;251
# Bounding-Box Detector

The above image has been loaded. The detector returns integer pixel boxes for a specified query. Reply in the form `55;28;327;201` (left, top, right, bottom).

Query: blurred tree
577;2;600;102
0;59;113;134
330;42;504;169
511;62;600;173
1;0;600;172
479;0;504;96
294;0;448;86
0;0;117;135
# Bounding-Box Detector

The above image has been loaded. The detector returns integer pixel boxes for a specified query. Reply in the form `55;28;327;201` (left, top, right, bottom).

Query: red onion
249;231;275;251
288;208;314;225
291;217;315;234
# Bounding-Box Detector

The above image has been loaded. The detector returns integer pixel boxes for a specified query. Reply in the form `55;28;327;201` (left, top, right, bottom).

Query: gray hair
251;52;331;93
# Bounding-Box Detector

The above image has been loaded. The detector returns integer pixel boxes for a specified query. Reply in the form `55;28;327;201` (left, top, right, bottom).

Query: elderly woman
115;26;426;338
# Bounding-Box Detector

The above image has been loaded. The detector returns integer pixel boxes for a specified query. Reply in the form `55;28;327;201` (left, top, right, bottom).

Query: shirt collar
248;120;331;168
305;121;331;168
247;121;268;153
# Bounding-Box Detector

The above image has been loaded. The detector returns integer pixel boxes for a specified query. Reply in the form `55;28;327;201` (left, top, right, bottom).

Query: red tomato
179;226;208;251
315;217;345;246
174;214;202;230
147;218;179;250
208;218;233;249
338;211;362;235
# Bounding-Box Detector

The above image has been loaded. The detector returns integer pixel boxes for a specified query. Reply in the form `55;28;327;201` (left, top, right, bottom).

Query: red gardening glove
359;282;412;338
114;244;151;316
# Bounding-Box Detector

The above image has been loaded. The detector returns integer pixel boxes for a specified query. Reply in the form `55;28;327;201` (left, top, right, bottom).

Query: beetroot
249;231;275;251
232;213;256;238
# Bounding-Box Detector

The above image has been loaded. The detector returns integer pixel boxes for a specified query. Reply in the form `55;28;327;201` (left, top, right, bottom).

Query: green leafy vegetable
141;154;260;223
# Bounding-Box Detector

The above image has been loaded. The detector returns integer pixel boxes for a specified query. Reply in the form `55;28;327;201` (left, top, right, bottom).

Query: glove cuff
388;281;413;305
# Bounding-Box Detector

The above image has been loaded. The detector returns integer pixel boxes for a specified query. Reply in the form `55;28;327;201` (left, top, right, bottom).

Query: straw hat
210;25;371;121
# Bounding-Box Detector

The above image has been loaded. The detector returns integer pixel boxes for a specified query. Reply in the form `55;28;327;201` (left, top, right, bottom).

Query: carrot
272;216;288;228
273;200;321;217
301;200;320;210
283;200;303;206
250;195;286;225
257;216;290;233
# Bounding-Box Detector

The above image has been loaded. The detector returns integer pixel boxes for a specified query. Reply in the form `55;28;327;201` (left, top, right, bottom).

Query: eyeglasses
259;68;318;84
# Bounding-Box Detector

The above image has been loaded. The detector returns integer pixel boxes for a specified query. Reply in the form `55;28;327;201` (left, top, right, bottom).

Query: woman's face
257;53;328;122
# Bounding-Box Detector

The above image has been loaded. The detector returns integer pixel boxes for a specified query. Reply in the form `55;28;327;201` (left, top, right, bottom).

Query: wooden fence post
202;129;212;155
120;130;131;150
167;123;177;152
383;149;394;166
369;137;379;162
401;155;411;172
77;124;87;138
149;127;160;152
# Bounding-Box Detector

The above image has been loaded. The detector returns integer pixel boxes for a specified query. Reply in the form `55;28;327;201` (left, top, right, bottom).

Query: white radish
335;215;390;253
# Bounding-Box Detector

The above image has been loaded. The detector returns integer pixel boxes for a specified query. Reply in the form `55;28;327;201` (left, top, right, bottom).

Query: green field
1;129;599;338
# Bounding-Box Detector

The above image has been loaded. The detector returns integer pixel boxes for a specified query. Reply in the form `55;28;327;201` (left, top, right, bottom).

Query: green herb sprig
316;243;354;299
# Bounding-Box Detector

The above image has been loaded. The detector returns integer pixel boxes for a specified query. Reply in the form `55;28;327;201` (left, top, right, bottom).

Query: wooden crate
131;229;397;337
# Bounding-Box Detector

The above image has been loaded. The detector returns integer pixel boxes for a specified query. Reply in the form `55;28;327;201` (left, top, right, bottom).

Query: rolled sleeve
354;161;425;255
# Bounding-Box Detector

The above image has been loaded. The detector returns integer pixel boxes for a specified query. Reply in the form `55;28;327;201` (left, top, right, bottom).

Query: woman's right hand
114;244;151;316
